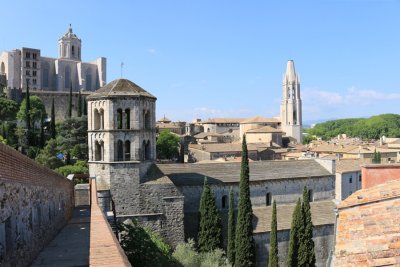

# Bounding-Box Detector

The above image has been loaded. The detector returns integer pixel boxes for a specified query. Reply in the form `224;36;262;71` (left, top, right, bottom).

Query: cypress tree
377;151;381;163
77;90;82;117
268;200;278;267
50;98;56;139
83;98;87;116
227;188;235;265
68;81;72;118
235;135;256;266
39;111;45;148
286;199;302;267
198;177;222;253
25;79;33;146
298;187;316;267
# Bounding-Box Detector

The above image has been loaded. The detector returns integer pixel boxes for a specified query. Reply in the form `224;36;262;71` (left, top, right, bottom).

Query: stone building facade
87;79;184;246
0;143;74;267
157;158;337;266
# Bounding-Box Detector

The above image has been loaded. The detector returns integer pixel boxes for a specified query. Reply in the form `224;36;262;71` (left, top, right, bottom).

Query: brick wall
0;143;74;266
361;163;400;189
89;178;131;267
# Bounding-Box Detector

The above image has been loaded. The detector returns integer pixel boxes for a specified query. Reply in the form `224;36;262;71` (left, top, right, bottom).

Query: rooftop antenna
121;62;124;78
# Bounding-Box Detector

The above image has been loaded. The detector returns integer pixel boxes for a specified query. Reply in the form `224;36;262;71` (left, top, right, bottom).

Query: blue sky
2;0;400;124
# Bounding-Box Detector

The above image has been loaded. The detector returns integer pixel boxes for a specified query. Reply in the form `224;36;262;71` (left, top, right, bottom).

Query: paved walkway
30;206;90;267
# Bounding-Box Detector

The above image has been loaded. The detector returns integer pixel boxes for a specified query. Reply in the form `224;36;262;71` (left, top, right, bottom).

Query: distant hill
305;114;400;140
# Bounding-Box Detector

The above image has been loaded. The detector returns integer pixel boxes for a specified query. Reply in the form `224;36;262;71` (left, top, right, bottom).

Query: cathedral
0;25;106;93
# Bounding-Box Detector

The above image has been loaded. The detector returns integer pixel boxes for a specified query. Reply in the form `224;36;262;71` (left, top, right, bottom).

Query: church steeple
280;60;302;143
58;25;82;61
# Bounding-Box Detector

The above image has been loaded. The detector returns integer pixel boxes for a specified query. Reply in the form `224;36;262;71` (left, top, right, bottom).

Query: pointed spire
69;24;73;33
285;60;297;83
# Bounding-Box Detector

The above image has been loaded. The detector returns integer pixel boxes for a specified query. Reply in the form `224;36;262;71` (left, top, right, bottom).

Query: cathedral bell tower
280;60;302;143
58;25;82;61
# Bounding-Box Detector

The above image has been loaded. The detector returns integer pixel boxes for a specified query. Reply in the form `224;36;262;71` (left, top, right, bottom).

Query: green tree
227;188;235;265
172;239;200;267
298;187;316;267
17;96;46;130
68;82;72;118
235;135;256;267
268;200;278;267
50;97;56;139
0;97;18;121
56;116;88;162
198;177;222;253
156;130;180;160
25;81;33;146
286;199;302;267
119;219;173;267
77;90;82;117
35;139;64;169
0;135;6;144
55;160;88;177
83;98;87;116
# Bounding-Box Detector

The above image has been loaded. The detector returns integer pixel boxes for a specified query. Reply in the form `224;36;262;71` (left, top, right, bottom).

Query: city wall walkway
30;206;90;267
29;178;131;267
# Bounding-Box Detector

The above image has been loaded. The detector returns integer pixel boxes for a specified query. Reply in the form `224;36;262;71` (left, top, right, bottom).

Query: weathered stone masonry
0;143;74;267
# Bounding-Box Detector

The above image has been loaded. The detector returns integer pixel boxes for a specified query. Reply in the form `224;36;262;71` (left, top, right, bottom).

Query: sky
1;0;400;125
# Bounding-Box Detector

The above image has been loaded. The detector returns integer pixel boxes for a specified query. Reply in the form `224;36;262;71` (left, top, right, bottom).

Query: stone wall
254;225;334;267
0;143;74;267
28;91;90;122
179;176;335;214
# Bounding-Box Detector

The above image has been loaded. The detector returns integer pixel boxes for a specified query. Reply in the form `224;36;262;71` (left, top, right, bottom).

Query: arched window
95;140;103;161
143;110;151;129
221;195;228;209
266;192;272;206
143;140;151;160
117;109;123;129
93;109;100;130
1;62;5;73
293;111;297;124
125;109;130;129
117;140;123;161
72;45;75;56
125;140;131;161
64;65;71;89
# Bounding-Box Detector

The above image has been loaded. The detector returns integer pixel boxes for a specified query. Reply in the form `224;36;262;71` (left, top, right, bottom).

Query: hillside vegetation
306;114;400;140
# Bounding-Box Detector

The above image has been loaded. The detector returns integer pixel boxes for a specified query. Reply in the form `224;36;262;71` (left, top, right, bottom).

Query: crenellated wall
0;143;74;267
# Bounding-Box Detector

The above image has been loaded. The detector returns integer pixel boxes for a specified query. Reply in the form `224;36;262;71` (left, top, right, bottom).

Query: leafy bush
55;160;88;177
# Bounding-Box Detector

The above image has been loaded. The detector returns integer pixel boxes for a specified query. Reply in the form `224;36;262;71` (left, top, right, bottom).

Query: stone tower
280;60;302;143
87;78;184;247
87;78;157;209
58;25;82;61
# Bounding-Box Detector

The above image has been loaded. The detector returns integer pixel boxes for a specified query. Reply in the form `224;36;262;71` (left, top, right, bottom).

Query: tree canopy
17;96;46;129
156;130;180;160
306;114;400;140
0;97;18;121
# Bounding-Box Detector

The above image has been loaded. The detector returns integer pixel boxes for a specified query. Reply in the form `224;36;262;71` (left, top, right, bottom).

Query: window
125;140;131;161
117;109;123;129
349;176;353;184
26;61;30;68
33;53;37;59
26;52;30;58
33;62;37;69
359;174;362;182
117;140;123;161
32;79;37;85
26;70;30;76
72;45;75;56
266;192;272;206
32;70;37;77
222;195;228;209
308;189;313;202
125;109;130;129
